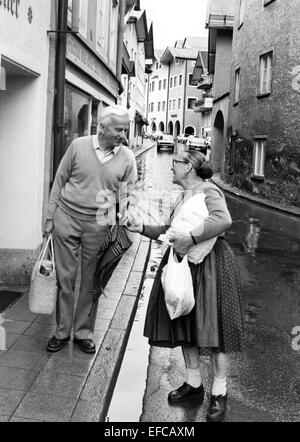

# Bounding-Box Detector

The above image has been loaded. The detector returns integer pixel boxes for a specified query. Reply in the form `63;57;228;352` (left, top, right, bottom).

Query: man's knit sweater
47;136;137;221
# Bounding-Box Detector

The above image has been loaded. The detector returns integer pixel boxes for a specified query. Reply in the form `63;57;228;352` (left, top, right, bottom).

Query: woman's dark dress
143;182;244;354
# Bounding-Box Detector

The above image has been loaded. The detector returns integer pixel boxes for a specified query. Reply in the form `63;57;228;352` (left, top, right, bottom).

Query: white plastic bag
161;248;195;320
29;234;57;315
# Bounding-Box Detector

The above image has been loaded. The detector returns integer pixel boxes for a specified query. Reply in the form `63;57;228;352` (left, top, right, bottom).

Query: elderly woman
126;150;244;422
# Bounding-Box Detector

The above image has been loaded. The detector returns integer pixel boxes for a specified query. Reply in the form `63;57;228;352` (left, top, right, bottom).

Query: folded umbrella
88;224;132;318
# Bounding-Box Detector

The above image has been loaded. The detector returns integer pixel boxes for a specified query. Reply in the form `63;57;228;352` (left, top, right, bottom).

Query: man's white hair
99;105;130;125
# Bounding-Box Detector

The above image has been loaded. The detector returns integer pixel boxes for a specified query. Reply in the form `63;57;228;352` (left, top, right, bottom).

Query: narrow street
108;143;300;422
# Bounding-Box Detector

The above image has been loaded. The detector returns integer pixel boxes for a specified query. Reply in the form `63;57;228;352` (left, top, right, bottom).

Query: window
173;99;176;110
259;52;272;95
188;74;195;86
151;103;154;112
234;68;240;103
159;80;162;90
169;100;172;111
152;81;155;92
170;77;173;88
191;61;196;67
253;138;266;177
187;98;196;109
156;63;159;69
179;74;182;86
163;79;167;89
158;102;161;111
178;98;181;109
175;58;179;65
162;101;166;111
239;0;245;27
149;104;151;113
174;76;177;88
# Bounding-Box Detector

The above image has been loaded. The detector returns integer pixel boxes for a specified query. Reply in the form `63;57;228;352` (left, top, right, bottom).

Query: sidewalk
211;173;300;218
0;141;155;422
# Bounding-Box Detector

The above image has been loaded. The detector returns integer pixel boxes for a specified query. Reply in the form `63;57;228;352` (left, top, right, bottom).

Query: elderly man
44;105;137;354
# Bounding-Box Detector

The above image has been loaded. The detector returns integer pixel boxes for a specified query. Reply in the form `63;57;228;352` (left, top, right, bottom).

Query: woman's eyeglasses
172;159;187;167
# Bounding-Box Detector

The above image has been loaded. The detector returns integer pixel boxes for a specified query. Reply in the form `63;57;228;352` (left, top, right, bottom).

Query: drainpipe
53;0;68;176
145;73;150;120
182;59;188;134
116;0;125;96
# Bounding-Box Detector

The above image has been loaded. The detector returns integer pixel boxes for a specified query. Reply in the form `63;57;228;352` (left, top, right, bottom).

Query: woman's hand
168;231;194;255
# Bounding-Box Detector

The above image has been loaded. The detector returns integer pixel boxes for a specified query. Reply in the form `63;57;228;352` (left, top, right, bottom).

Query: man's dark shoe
206;394;227;422
47;336;70;352
168;382;204;404
73;338;96;354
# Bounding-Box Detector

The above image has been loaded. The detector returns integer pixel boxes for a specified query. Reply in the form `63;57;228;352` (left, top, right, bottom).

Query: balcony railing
207;14;234;29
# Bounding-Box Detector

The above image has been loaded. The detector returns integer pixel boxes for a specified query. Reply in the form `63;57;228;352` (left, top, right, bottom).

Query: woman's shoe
206;394;227;422
168;382;204;404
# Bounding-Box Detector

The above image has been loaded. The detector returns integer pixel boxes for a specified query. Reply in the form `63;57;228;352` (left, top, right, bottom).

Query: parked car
152;131;164;141
157;134;175;151
187;136;207;154
176;133;186;143
144;132;153;139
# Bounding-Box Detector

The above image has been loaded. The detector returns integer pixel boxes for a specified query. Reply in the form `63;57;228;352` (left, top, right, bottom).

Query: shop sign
0;0;20;18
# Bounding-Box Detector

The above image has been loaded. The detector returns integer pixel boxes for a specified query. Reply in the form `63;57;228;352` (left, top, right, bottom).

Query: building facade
0;0;139;285
206;0;235;174
227;0;300;207
147;37;208;139
0;0;54;284
146;50;169;133
64;0;121;154
120;4;153;148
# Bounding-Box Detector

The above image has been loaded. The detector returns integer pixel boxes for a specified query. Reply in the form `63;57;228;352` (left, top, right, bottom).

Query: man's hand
118;206;143;233
168;231;194;255
43;219;54;237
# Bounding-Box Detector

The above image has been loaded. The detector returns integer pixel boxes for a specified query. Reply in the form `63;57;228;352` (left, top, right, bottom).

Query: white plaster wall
148;61;169;131
0;0;52;249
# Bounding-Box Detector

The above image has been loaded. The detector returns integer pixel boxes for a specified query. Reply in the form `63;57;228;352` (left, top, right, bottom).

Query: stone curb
71;235;151;422
133;141;156;158
211;176;300;218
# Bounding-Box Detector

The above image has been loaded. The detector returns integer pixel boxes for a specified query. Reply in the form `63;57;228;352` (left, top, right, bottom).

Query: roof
183;36;208;51
145;22;154;60
134;10;148;42
191;51;208;82
154;49;164;60
174;40;184;48
160;47;199;64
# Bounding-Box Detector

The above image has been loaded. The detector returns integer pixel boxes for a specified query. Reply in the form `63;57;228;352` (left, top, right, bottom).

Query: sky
140;0;209;50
